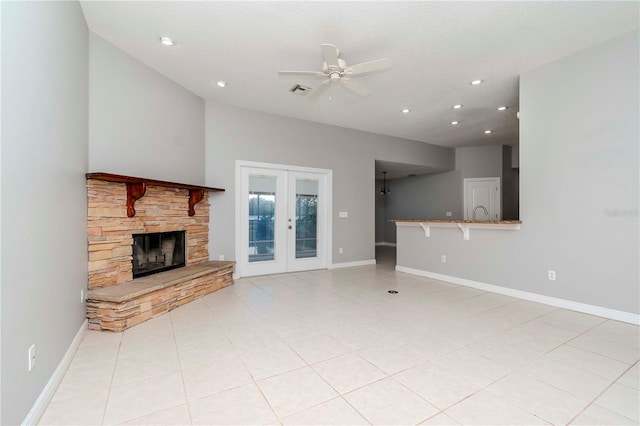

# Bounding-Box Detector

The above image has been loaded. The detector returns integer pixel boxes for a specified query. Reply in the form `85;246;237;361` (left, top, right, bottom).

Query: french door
238;164;329;277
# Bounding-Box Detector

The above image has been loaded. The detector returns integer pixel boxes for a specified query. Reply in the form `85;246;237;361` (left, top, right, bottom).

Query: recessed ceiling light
471;79;483;85
401;108;411;114
159;36;175;46
484;130;492;134
498;106;508;111
452;104;463;109
451;121;459;125
216;81;227;88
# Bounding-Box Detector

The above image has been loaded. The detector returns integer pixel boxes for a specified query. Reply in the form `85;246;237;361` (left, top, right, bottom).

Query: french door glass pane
248;175;276;262
295;179;318;259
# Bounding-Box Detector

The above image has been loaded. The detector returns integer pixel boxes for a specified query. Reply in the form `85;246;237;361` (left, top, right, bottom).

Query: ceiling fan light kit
279;44;392;100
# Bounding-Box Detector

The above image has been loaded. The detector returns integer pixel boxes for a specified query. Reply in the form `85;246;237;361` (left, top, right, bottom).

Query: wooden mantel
86;172;224;217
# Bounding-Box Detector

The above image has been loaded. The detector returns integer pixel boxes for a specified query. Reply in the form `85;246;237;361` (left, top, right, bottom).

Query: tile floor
40;248;639;425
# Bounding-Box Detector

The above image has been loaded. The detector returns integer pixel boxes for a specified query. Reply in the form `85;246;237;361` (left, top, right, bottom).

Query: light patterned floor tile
585;320;640;349
517;357;613;401
104;372;186;425
257;367;338;418
594;382;640;421
52;359;115;401
239;341;306;380
280;397;369;425
40;260;640;426
181;354;252;400
344;377;439;425
176;335;236;368
173;323;226;347
289;334;351;365
568;334;639;364
118;330;176;357
617;363;639;389
533;309;606;333
357;343;427;375
395;331;462;360
39;389;108;426
571;404;637;425
71;339;121;367
112;348;179;386
465;335;540;369
331;324;391;350
445;390;548;425
312;352;386;394
420;412;461;425
546;345;631;380
487;372;589;425
189;383;276;425
433;349;511;387
394;362;481;410
116;404;191;425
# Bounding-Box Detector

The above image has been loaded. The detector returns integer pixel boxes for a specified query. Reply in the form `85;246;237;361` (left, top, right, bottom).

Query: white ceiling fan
279;44;392;99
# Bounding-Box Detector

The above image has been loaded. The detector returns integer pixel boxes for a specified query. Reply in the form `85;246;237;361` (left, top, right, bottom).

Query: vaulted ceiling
80;1;639;148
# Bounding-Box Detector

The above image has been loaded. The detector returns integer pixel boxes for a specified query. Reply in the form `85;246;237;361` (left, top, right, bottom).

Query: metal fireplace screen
132;231;186;278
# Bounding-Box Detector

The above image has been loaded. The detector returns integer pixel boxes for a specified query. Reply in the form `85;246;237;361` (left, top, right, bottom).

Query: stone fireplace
87;178;211;289
85;173;234;331
133;230;186;278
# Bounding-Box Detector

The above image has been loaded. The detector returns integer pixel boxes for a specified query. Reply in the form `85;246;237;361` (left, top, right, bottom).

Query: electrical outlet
446;212;452;217
339;247;343;254
339;211;348;218
441;255;446;263
80;290;84;303
548;270;556;281
28;344;36;372
219;255;224;261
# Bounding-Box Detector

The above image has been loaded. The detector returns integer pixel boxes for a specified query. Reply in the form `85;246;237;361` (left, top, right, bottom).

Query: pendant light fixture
380;171;390;196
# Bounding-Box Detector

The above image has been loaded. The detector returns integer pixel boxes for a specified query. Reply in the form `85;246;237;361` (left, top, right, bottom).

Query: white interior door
239;165;328;277
464;177;501;220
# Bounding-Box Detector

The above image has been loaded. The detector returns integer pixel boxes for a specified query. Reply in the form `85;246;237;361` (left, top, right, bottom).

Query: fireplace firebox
132;231;186;278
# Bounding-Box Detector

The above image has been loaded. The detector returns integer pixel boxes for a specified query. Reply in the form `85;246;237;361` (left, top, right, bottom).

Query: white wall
204;101;454;265
397;30;639;316
89;34;205;184
1;2;89;424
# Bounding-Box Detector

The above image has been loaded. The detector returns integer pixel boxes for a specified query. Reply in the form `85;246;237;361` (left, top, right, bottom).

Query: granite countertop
389;219;522;224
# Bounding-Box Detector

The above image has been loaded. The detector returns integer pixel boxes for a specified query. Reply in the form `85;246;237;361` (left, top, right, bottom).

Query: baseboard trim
375;242;397;247
330;259;377;269
396;266;640;325
23;319;88;426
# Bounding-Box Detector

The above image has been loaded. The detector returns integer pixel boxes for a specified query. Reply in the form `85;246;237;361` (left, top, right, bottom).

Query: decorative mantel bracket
126;182;147;217
87;172;224;217
188;189;205;216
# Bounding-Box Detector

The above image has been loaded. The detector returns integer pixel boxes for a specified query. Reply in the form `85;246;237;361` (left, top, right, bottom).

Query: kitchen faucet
473;205;489;220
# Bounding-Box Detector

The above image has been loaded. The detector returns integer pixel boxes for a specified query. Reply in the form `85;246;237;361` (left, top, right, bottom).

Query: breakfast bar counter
390;219;522;240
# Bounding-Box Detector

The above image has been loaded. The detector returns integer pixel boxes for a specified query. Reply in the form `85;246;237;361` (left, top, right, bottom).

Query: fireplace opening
132;231;186;278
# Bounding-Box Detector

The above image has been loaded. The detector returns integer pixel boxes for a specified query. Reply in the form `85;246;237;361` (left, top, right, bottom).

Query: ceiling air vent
290;84;312;95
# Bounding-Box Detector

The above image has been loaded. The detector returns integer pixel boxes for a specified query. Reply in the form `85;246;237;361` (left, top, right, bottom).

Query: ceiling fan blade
307;79;331;100
278;71;326;78
346;58;392;75
341;78;370;97
321;44;340;68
